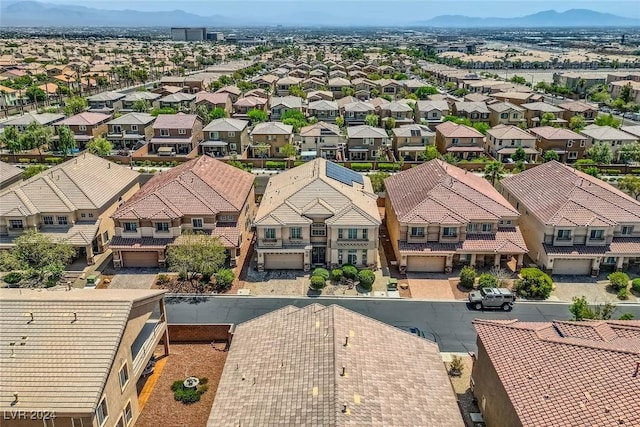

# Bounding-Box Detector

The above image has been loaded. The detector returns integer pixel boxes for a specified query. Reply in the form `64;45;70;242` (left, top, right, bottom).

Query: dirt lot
136;344;227;427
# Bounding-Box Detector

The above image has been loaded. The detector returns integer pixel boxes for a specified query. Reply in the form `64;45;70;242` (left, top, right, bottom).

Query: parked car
468;287;515;311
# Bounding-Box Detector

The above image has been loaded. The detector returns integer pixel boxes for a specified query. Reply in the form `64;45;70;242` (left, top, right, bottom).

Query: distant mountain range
1;2;639;28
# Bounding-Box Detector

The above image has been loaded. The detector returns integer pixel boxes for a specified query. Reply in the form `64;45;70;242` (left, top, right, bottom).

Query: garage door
121;251;159;268
406;256;446;272
264;253;304;270
552;258;592;275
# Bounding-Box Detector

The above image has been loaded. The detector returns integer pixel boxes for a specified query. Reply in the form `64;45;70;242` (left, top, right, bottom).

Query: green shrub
513;268;553;299
171;379;208;404
618;287;630;300
44;157;63;164
632;278;640;293
350;162;372;172
171;380;183;392
619;313;635;320
477;273;498;289
378;163;400;172
18;158;31;163
312;268;330;280
149;168;158;173
331;268;343;282
3;271;23;284
138;168;147;173
606;169;622;175
608;271;630;291
265;161;286;170
156;274;170;285
342;265;358;280
459;266;476;289
215;268;235;289
358;269;375;290
310;275;326;290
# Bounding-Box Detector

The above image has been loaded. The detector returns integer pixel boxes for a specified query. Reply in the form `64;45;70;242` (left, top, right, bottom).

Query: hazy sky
35;0;640;18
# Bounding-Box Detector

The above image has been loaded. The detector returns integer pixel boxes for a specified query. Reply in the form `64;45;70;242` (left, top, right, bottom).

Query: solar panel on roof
325;161;364;187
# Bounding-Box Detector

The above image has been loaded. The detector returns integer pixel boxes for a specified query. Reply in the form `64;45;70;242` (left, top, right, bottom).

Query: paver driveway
108;268;159;289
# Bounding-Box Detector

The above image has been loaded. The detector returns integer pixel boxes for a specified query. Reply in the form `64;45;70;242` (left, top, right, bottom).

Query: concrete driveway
107;268;159;289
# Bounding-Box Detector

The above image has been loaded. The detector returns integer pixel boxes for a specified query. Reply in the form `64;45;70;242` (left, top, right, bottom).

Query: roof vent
71;313;77;323
27;312;34;324
342;404;348;413
13;392;18;404
634;361;640;378
344;335;349;346
340;366;346;377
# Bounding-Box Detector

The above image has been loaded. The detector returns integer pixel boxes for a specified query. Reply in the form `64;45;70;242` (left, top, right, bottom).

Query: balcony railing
132;314;165;376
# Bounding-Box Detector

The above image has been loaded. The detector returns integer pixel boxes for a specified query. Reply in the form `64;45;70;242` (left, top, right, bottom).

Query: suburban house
207;304;464;427
232;96;268;118
149;113;203;156
0;288;169;427
201;118;250;157
392;124;436;161
299;121;344;160
492;91;542;106
308;99;339;123
558;100;598;123
385;160;527;273
156;92;196;111
346;125;390;161
110;156;256;268
415;100;450;128
500;161;640;275
452;101;490;123
352;77;377;99
251;74;278;91
379;101;414;127
328;76;352;99
521;102;566;128
106;112;155;151
621;125;640;141
195;92;233;115
87;91;125;112
307;90;334;102
1;111;64;132
0;160;22;190
579;124;639;161
249;122;294;158
608;80;640;103
472;319;640;427
53;112;111;149
270;96;303;121
378;79;403;98
0;154;139;264
528;126;589;163
254;158;380;271
485;124;538;163
487;102;526;127
215;86;242;103
117;91;161;112
435;121;485;159
342;100;375;126
275;76;302;96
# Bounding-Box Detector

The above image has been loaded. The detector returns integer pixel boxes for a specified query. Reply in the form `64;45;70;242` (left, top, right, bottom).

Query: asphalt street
164;296;640;353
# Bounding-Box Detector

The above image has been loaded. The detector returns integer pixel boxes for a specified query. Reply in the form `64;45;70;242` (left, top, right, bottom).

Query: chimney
340;366;346;376
344;335;349;346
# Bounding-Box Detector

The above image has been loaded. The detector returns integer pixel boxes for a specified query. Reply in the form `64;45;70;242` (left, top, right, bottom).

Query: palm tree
484;161;505;186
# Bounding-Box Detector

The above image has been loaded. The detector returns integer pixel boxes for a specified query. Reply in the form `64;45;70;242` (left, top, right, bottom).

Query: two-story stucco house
250;122;294;158
308;99;339;123
254;158;381;271
557;101;598;124
201;118;250;157
529;126;589;163
106;112;155;151
453;101;490;123
117;91;161;112
392;124;436;161
54;112;111;149
87;91;125;113
342;100;375;126
270;96;304;121
500;161;640;275
346;125;390;161
415;100;450;129
385;160;527;273
275;76;302;96
435;121;485;159
379;101;414;127
299;122;344;160
156;92;196;111
579;124;639;161
149;113;203;155
521;102;566;128
487;102;526;127
0;153;140;265
485;124;538;163
110;156;256;268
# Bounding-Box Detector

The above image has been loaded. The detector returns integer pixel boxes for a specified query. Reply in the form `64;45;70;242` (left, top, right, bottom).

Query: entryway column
616;256;625;271
516;254;524;270
493;253;501;268
469;253;477;267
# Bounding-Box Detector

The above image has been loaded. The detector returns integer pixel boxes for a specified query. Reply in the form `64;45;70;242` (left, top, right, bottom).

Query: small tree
472;122;490;135
459;266;476;289
512;146;526;163
26;85;46;103
618;175;640;200
543;150;560;162
415;86;438;99
569;296;616;321
608;271;630;292
55;125;77;155
214;268;235;291
335;116;345;128
209;107;227;120
247;109;267;124
477;273;499;289
539;112;557;127
131;99;150;112
22;165;47;180
86;137;112;156
618;142;640;163
364;114;379;127
594;114;621;129
420;145;440;161
587;142;613;165
484;161;505;186
569;115;586;132
513;268;553;299
369;172;390;193
280;143;297;161
0;126;22;154
358;269;375;290
63;96;88;116
166;233;227;284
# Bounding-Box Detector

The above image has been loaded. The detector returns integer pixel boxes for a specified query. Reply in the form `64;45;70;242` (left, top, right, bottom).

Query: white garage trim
406;256;446;273
264;253;304;270
552;258;592;275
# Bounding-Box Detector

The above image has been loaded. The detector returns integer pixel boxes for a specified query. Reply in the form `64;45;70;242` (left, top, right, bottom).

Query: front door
312;247;326;265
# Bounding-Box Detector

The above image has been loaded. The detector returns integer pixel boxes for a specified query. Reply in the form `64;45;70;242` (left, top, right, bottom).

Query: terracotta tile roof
202;118;248;132
250;121;293;135
152;113;198;129
346;125;388;139
487;101;524;113
59;112;111;126
580;124;637;141
473;319;640;427
195;92;229;105
210;222;241;247
558;101;597;112
521;102;563;113
501;161;640;226
300;122;341;137
112;156;253;220
109;236;176;249
528;126;586;141
233;96;267;108
400;227;527;255
435;121;484;138
207;304;464;427
454;101;489;114
486;124;535;141
385;160;519;224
